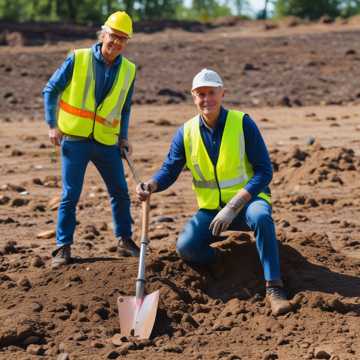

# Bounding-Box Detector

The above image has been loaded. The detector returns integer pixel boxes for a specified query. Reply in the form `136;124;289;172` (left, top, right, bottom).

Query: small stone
18;276;32;290
111;334;124;346
32;255;45;267
32;302;43;312
155;216;174;223
0;195;10;205
306;136;316;145
57;353;70;360
160;345;183;353
23;336;43;346
37;229;56;239
263;351;278;360
26;344;42;355
11;198;30;207
106;350;120;359
90;341;104;348
314;349;331;359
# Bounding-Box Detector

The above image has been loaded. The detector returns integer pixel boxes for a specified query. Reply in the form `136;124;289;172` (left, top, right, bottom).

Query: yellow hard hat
104;11;133;37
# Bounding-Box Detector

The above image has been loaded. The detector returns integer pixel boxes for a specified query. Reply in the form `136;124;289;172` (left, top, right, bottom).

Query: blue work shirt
153;107;273;199
42;43;135;140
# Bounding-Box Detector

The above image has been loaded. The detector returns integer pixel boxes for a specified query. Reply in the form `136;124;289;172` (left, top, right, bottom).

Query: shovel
117;152;160;339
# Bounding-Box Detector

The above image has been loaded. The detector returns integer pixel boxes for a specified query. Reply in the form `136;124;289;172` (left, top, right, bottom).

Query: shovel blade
117;290;160;339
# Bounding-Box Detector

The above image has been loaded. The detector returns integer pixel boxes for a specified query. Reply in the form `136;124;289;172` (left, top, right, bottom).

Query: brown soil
0;20;360;360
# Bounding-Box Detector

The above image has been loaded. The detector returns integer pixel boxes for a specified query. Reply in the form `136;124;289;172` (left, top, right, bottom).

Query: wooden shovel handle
141;197;150;241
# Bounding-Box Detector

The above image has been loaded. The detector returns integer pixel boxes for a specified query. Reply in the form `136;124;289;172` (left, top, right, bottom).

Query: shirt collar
92;43;122;66
199;106;228;131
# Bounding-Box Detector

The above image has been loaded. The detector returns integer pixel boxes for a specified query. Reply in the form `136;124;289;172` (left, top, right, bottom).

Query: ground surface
0;19;360;360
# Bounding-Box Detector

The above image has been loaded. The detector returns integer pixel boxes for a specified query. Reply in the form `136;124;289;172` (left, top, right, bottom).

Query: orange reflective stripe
59;100;119;128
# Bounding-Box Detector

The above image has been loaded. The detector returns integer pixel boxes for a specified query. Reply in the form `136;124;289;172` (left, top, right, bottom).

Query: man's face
192;86;224;118
102;28;129;59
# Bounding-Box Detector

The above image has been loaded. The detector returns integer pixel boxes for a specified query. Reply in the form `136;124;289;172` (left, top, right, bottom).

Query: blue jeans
176;198;281;281
56;139;132;247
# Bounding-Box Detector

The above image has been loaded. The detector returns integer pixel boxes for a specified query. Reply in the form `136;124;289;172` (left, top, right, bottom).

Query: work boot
51;244;71;269
266;285;292;316
117;237;140;257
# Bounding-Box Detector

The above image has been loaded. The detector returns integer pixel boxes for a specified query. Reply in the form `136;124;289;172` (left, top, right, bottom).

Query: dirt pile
1;234;359;359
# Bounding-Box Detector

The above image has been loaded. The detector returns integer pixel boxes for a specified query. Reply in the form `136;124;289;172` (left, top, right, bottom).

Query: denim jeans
176;198;281;281
56;139;132;246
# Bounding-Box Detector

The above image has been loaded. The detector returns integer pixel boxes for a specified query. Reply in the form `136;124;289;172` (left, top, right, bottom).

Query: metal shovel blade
117;290;160;339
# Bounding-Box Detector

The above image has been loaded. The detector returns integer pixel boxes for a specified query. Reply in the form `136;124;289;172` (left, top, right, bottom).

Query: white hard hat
192;68;223;91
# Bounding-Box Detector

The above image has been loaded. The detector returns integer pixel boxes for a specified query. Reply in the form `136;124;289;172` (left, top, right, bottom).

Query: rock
2;241;18;254
32;255;45;268
106;350;120;359
1;183;26;192
11;198;30;207
160;345;183;353
306;136;316;145
11;149;24;156
26;344;42;355
90;341;104;348
32;204;46;212
57;353;70;360
37;229;56;239
155;216;174;223
263;352;278;360
0;195;10;205
111;334;125;346
32;178;43;185
84;224;100;236
23;335;43;346
17;276;32;290
32;302;43;312
314;348;331;359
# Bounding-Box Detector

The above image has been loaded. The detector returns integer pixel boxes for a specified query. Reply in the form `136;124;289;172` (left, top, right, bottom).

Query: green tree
192;0;232;20
275;0;341;20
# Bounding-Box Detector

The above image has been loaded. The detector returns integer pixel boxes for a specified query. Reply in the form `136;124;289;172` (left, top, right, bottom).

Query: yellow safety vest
58;48;136;146
183;110;271;210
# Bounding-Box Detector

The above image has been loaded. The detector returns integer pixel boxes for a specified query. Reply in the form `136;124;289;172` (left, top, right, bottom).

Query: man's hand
209;193;249;236
119;138;133;158
48;128;62;146
136;180;158;201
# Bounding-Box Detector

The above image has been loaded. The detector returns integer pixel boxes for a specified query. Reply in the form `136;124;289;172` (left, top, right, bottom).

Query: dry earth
0;19;360;360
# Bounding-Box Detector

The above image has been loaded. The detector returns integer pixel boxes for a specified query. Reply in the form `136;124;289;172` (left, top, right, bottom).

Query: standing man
136;69;292;316
43;11;140;269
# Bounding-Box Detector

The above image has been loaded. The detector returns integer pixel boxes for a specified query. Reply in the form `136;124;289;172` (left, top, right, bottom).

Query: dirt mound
271;144;360;189
1;233;359;359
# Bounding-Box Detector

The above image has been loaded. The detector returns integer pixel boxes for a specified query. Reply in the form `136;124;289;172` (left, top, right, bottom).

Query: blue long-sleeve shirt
153;107;272;199
42;43;135;140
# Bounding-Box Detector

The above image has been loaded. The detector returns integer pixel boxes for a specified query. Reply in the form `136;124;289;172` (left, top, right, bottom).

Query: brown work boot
51;244;71;269
117;237;140;257
266;285;292;316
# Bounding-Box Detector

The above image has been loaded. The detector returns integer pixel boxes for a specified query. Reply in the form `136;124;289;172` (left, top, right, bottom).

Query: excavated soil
0;20;360;360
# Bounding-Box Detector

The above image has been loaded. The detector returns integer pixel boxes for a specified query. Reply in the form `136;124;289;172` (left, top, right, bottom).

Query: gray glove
209;196;247;236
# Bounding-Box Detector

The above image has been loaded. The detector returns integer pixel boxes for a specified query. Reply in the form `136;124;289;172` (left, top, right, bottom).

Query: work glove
136;180;157;202
209;196;247;236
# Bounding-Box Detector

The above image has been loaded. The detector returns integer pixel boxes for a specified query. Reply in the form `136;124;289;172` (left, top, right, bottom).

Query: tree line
1;0;360;23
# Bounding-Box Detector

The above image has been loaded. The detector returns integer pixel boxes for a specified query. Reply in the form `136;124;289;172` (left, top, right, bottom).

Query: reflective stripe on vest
184;110;271;210
58;48;136;145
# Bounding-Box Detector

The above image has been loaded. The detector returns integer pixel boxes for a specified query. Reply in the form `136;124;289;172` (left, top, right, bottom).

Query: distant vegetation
0;0;360;23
